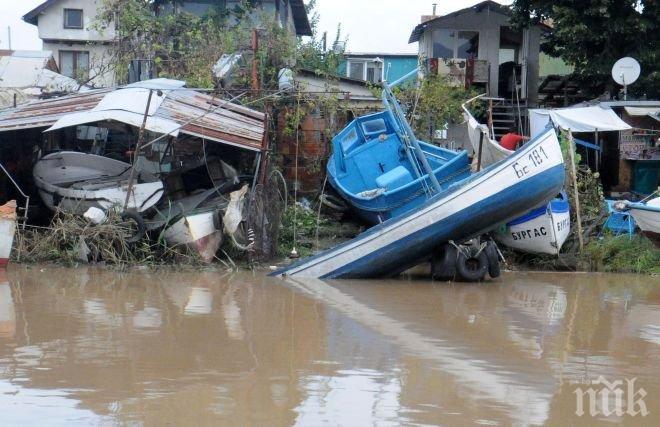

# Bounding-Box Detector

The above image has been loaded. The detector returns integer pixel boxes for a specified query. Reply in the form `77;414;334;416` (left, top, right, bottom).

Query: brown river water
0;266;659;426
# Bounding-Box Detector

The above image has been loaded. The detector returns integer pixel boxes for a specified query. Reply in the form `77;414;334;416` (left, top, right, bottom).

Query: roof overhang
290;0;313;36
409;0;550;43
22;0;57;26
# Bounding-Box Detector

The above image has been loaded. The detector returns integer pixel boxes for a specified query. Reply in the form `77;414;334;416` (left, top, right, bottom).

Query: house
153;0;312;37
338;53;418;84
408;0;548;107
22;0;117;87
22;1;312;88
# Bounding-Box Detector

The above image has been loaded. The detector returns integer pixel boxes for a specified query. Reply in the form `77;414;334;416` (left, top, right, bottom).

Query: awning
623;106;660;116
529;106;632;137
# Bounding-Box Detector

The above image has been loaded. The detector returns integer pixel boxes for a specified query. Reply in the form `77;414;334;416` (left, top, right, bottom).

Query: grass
13;210;204;268
582;233;660;274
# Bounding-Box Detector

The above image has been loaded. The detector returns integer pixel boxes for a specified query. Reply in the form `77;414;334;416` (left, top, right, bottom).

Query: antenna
611;57;640;100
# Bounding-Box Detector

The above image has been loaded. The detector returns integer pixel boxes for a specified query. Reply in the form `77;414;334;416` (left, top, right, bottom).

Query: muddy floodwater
0;267;659;426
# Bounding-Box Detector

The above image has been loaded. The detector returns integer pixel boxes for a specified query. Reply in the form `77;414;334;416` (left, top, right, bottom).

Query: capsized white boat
162;206;225;263
153;187;231;263
33;151;164;215
0;200;17;268
496;192;571;255
617;196;660;247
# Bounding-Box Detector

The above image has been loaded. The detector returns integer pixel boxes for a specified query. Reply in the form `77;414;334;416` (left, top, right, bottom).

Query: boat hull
0;201;17;268
628;198;660;247
33;151;164;215
273;127;564;279
0;219;15;268
497;193;570;255
162;209;223;263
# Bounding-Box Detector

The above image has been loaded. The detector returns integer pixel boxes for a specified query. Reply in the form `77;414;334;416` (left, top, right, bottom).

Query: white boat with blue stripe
496;192;570;255
273;126;565;279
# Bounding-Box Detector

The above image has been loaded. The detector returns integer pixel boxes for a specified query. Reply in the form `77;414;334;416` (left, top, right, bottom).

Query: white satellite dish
612;57;640;99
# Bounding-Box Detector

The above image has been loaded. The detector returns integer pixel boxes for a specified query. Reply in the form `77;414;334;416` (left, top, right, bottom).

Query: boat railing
381;68;442;194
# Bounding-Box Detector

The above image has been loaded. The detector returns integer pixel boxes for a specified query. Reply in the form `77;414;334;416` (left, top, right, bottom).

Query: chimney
421;3;438;23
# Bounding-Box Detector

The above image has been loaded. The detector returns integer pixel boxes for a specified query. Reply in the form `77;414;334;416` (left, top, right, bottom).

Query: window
64;9;83;29
457;31;479;59
432;29;480;59
340;128;358;153
362;119;387;136
348;62;365;80
432;29;454;58
366;61;383;83
347;59;383;83
60;51;89;81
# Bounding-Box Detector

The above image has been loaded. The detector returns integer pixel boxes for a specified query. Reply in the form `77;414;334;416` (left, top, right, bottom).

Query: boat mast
383;68;442;194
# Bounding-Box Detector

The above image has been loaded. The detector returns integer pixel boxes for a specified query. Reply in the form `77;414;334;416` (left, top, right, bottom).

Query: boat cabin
409;0;548;106
328;110;470;222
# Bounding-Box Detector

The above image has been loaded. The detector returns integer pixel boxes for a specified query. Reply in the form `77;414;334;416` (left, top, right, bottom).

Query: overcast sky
0;0;513;52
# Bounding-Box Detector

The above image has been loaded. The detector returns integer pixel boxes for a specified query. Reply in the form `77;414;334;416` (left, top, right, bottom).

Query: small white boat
33;151;164;215
162;207;224;263
617;197;660;247
496;192;571;255
150;188;230;263
0;200;17;268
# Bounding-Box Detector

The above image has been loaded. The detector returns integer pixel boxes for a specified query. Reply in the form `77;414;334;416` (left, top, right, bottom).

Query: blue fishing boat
273;125;565;279
327;71;470;223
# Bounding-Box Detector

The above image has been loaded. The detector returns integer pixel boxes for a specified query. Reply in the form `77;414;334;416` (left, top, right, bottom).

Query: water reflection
0;267;658;426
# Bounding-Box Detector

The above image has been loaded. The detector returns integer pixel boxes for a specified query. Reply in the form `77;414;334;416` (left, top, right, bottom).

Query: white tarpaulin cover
463;97;512;168
45;79;186;136
47;110;180;136
529;106;631;137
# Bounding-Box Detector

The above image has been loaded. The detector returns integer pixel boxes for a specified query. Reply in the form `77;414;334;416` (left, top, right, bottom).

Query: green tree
511;0;659;98
96;0;341;88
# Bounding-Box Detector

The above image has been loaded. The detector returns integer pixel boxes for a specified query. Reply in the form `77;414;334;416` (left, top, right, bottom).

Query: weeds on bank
582;234;660;274
13;210;203;268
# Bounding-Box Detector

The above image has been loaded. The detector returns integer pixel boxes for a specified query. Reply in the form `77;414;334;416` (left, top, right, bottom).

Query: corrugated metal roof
0;81;266;151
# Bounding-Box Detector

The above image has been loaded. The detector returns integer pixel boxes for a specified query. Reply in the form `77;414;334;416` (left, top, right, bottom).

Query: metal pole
476;131;484;171
568;131;584;252
382;83;442;193
123;89;154;211
251;29;259;92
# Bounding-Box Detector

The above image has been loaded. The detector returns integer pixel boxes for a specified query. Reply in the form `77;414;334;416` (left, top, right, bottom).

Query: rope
314;174;328;250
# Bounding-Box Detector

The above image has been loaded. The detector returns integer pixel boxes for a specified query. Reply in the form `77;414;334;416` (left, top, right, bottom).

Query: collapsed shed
0;78;268;203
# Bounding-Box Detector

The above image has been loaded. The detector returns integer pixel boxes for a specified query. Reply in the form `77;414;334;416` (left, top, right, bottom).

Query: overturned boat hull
162;208;224;263
33;151;164;215
273;127;564;279
496;192;570;255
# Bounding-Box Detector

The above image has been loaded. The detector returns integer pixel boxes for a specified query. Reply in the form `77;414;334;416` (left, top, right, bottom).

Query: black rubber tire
455;249;488;282
485;241;501;278
431;244;457;281
120;211;146;244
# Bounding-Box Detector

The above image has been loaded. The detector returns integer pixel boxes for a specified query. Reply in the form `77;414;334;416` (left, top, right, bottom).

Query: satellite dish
612;57;640;86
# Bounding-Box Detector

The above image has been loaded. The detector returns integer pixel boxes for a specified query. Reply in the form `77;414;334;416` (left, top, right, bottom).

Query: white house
23;0;116;87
